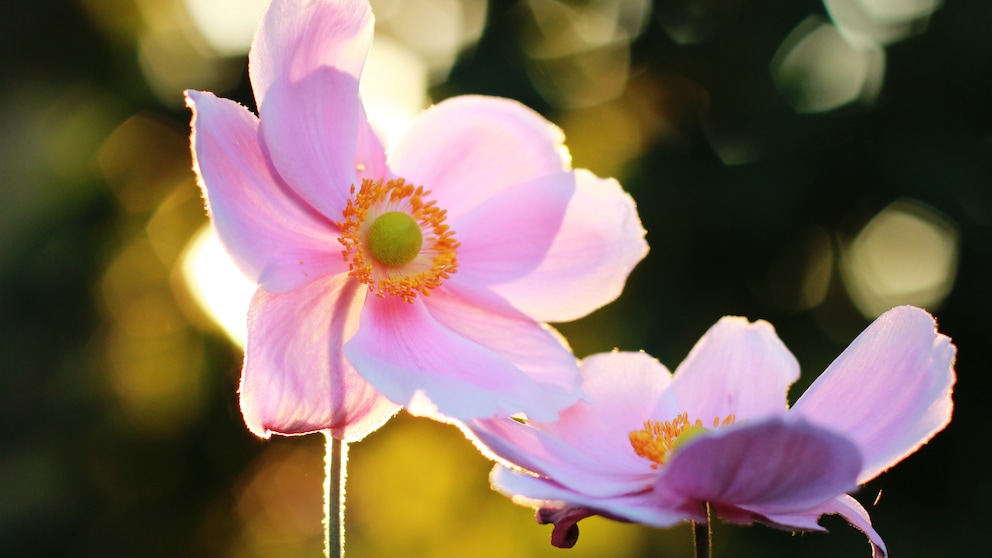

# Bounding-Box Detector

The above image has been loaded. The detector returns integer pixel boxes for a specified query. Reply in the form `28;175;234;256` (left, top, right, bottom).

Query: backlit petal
345;296;573;421
467;418;653;497
186;89;345;293
670;317;799;421
259;69;364;220
653;418;861;515
758;495;887;558
354;101;388;181
249;0;373;109
388;95;570;222
425;289;581;412
452;172;574;287
491;466;689;527
241;276;399;441
488;170;649;323
791;306;956;483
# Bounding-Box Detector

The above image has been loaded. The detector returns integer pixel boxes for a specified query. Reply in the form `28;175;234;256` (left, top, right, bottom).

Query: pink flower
467;306;955;556
185;0;647;441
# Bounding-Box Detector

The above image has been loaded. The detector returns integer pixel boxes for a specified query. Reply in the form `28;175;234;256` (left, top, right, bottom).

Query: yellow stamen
338;178;459;303
628;412;736;470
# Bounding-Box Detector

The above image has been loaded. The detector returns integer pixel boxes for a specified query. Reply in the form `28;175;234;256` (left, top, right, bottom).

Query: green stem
324;432;348;558
691;502;712;558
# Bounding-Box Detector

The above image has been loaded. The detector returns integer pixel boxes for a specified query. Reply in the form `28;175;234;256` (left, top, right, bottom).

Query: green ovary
670;425;709;452
367;211;423;267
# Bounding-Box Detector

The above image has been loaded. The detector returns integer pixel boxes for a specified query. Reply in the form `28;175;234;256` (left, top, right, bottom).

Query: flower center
367;211;423;267
338;178;459;303
628;412;736;470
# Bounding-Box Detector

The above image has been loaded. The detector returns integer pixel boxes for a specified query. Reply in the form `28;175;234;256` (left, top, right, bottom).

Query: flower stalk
324;432;348;558
692;502;712;558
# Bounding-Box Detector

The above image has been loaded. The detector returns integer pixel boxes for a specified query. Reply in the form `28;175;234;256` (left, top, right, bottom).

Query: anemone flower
467;306;955;557
185;0;647;441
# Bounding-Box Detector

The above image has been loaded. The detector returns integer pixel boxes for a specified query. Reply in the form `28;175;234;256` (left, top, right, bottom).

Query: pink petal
466;417;653;497
344;295;574;421
653;418;862;515
534;351;680;473
259;69;365;221
241;275;400;442
388;95;570;222
354;101;388;181
186;89;346;293
249;0;387;211
249;0;373;110
758;495;887;558
487;170;649;323
451;172;574;287
424;289;582;411
791;306;956;483
670;317;800;421
491;466;689;527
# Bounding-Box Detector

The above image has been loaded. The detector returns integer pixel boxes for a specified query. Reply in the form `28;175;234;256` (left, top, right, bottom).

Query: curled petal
670;317;799;421
186;89;345;293
249;0;373;109
758;495;887;558
388;95;570;222
487;170;649;323
241;276;400;441
654;418;862;515
345;296;575;421
536;506;599;549
792;306;956;483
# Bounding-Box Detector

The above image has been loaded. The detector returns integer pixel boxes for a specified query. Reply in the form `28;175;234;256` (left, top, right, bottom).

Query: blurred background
1;0;987;556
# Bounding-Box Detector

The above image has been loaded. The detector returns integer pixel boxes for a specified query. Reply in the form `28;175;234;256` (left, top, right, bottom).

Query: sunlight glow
181;225;256;347
372;0;489;80
360;36;429;146
124;0;247;106
184;0;268;56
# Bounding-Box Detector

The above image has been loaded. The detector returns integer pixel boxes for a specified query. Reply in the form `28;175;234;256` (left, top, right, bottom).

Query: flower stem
324;432;348;558
691;502;712;558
